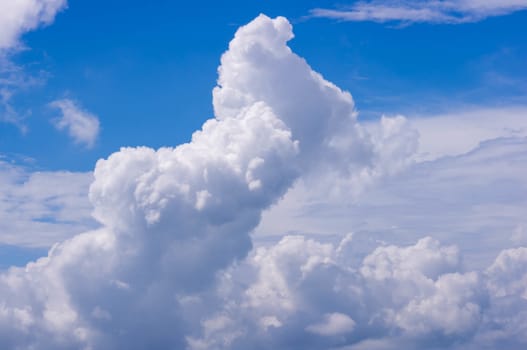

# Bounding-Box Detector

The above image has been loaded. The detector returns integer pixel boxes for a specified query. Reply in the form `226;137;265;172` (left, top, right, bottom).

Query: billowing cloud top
0;14;526;350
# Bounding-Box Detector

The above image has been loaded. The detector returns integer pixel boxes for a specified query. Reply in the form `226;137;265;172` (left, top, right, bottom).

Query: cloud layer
311;0;527;24
0;159;95;248
0;14;526;350
256;135;527;271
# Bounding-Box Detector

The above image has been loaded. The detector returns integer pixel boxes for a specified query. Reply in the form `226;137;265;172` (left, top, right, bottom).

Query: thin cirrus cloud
0;158;96;248
0;0;67;129
50;99;101;148
0;15;526;350
256;106;527;273
256;135;527;271
311;0;527;24
0;0;95;251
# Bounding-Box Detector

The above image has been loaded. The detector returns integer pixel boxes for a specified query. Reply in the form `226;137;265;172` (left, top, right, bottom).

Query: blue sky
2;0;526;171
1;1;527;349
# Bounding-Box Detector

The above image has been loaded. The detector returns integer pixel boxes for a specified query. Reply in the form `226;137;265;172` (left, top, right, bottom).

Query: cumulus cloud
190;235;526;349
0;14;525;350
50;99;101;148
311;0;527;25
306;312;356;336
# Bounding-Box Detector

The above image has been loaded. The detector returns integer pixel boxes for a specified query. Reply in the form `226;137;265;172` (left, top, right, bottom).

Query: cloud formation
406;106;527;161
256;135;527;270
50;99;101;148
0;0;66;51
189;234;527;350
311;0;527;25
0;0;67;129
0;158;96;248
0;14;525;350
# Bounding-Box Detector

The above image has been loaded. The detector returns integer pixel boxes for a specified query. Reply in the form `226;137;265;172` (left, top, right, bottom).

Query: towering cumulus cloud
0;14;526;350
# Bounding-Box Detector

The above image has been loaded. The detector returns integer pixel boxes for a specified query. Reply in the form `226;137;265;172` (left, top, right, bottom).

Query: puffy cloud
190;234;525;349
311;0;527;25
0;14;328;349
0;14;526;350
486;247;527;299
213;15;417;189
306;313;356;336
360;236;460;281
50;99;101;148
0;0;66;51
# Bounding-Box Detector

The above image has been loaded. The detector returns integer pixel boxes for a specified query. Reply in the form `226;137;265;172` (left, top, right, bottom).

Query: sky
0;1;526;349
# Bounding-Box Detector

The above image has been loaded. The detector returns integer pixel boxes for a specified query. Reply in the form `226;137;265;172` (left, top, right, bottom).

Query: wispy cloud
258;135;527;270
50;99;101;148
0;158;96;248
0;0;66;129
0;55;49;132
311;0;527;24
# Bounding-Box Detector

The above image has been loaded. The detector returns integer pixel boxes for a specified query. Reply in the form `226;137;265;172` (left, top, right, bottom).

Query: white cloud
256;135;527;270
406;106;527;161
0;0;66;128
0;14;525;350
50;99;100;148
256;103;527;270
191;234;525;349
306;313;356;336
0;158;97;247
486;247;527;299
0;14;406;349
311;0;527;24
0;0;66;51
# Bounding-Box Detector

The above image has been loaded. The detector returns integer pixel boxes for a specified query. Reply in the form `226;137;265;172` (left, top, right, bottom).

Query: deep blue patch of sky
1;0;526;172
